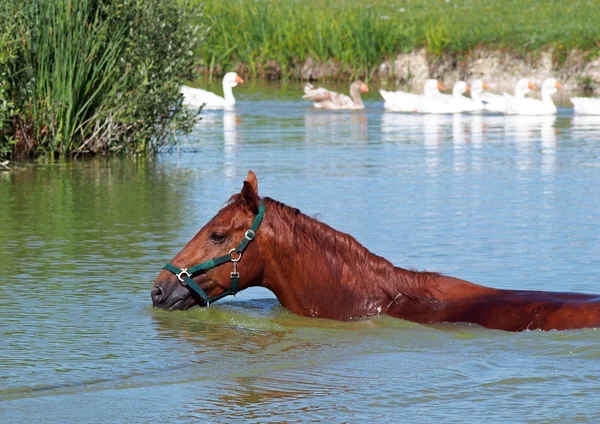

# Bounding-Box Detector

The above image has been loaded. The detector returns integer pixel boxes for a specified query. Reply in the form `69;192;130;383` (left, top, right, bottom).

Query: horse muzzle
151;271;205;310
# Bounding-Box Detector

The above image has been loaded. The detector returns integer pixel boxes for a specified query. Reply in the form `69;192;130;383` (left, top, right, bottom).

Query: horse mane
229;194;441;303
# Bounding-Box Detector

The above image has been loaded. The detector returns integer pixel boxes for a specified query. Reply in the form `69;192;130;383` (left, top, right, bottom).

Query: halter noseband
163;201;265;306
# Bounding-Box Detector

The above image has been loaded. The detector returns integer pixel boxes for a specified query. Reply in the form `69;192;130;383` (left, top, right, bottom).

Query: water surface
2;85;600;422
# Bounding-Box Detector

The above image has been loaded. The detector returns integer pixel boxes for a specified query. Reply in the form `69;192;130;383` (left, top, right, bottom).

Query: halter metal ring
229;248;242;262
176;268;191;283
244;230;255;241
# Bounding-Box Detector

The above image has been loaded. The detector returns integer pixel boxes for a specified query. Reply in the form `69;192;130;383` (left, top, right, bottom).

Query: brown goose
303;80;369;110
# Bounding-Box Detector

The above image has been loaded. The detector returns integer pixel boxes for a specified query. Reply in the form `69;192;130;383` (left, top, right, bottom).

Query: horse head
152;171;265;310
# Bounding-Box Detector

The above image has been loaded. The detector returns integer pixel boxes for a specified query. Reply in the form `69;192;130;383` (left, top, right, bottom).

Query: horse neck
257;199;433;319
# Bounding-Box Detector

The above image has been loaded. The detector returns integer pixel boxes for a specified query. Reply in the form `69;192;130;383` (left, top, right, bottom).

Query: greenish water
2;86;600;422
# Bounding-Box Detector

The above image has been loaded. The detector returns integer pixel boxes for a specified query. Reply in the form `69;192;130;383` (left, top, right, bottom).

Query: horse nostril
151;285;164;305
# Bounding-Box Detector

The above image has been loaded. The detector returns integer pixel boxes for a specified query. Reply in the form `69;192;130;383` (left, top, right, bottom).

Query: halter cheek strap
163;201;265;306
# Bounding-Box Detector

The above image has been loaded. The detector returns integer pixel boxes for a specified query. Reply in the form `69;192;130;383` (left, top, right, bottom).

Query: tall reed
0;0;203;158
26;0;125;153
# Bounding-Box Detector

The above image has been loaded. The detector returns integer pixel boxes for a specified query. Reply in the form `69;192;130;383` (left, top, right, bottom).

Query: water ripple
2;98;600;422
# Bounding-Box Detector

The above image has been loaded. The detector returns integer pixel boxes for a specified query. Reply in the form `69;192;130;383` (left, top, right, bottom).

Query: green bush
0;0;205;159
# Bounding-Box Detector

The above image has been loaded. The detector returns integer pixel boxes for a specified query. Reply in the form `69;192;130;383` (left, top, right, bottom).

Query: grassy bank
0;0;204;159
200;0;600;79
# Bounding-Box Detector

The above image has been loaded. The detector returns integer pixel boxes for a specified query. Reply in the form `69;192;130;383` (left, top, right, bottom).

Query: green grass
199;0;600;79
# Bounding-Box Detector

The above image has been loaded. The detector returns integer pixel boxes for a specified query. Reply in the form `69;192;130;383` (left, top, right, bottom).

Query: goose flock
381;77;564;115
180;72;600;115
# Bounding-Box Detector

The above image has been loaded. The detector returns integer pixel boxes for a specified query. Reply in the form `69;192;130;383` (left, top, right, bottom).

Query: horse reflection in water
152;171;600;331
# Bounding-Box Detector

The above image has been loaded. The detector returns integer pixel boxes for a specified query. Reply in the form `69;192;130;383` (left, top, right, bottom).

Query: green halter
163;201;265;306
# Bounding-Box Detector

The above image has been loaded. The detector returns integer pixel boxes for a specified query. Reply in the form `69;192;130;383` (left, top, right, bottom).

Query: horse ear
245;170;259;194
241;170;260;214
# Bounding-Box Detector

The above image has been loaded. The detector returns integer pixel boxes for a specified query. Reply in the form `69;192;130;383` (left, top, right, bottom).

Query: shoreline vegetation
0;0;204;159
2;0;600;159
200;0;600;90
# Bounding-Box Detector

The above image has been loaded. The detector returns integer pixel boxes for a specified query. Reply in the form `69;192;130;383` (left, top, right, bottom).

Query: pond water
2;84;600;422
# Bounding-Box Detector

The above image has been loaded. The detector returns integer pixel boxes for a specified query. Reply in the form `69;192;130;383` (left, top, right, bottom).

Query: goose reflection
503;114;556;171
223;110;241;177
380;112;420;144
470;114;491;146
422;113;451;147
572;114;600;133
304;111;368;144
539;115;557;174
504;114;556;144
380;112;452;146
419;114;451;173
450;114;492;146
452;114;468;173
539;116;557;148
452;113;467;145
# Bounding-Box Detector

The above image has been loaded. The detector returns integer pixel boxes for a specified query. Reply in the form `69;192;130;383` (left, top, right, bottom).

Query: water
2;85;600;422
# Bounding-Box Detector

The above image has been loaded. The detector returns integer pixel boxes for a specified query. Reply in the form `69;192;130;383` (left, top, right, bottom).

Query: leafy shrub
0;0;205;158
0;1;22;156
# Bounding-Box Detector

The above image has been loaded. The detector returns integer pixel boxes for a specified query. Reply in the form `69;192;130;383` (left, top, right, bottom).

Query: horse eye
210;232;227;244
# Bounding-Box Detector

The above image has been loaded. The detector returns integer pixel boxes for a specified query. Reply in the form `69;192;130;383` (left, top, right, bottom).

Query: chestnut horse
152;171;600;331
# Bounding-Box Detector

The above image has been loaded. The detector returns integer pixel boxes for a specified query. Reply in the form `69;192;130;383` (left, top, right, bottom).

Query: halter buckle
244;229;255;241
176;268;191;283
229;248;242;262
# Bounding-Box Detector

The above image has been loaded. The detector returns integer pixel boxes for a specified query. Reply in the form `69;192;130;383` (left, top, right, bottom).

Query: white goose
570;97;600;115
481;78;535;113
417;81;473;114
446;81;485;113
303;80;369;110
380;88;420;112
504;78;561;115
380;79;444;112
180;72;244;109
465;80;489;112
